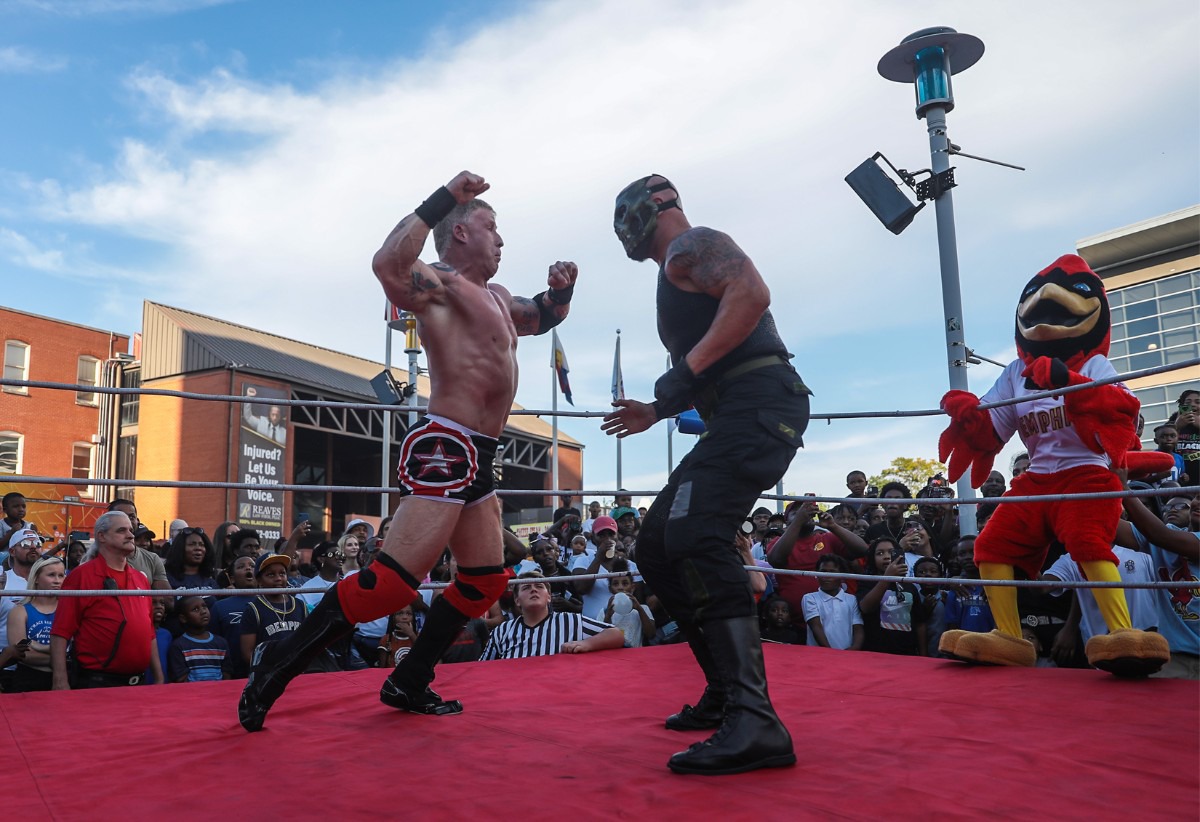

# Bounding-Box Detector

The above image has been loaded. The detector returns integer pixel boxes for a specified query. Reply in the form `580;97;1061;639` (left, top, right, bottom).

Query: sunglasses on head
181;527;206;536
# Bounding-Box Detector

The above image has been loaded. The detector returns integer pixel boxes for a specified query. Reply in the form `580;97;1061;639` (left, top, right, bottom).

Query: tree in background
868;456;947;492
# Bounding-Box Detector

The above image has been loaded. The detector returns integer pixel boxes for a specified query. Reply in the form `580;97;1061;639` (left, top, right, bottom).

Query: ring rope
4;567;1194;598
2;474;1189;507
3;355;1193;421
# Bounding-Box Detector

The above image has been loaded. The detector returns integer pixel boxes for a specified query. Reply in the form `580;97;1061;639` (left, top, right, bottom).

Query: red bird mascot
937;254;1172;675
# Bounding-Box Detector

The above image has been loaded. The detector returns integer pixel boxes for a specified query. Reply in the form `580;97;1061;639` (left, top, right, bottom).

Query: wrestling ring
0;362;1197;820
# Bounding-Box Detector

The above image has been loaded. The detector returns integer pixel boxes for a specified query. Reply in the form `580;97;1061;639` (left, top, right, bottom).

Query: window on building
0;432;22;474
72;442;94;497
119;369;141;426
1109;269;1200;377
77;356;100;406
3;341;30;394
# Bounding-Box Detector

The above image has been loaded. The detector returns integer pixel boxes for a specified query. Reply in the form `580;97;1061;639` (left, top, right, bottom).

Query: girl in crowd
338;533;365;576
211;521;242;585
164;527;218;590
898;518;940;569
6;555;66;692
855;537;927;656
65;538;88;572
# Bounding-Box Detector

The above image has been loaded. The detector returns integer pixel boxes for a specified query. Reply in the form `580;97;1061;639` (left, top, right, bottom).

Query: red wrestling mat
3;643;1196;820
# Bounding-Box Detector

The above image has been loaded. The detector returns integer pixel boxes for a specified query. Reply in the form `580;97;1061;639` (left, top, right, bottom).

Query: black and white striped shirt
480;612;612;660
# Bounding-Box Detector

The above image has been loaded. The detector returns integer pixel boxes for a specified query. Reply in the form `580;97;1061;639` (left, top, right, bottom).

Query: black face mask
613;175;679;261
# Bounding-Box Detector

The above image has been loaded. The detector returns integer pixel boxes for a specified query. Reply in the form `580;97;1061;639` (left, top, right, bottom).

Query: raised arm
665;228;769;375
371;171;490;313
509;261;578;337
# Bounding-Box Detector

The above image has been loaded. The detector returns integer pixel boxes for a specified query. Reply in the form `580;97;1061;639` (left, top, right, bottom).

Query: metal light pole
879;27;984;537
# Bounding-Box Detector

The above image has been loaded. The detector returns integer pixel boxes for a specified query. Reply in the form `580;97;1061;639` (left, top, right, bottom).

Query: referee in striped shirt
481;572;625;660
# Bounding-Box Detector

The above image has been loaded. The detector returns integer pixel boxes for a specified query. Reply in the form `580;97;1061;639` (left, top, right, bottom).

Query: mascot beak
1017;282;1102;342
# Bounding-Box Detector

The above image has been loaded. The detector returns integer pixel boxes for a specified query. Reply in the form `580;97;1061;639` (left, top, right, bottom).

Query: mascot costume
937;254;1172;675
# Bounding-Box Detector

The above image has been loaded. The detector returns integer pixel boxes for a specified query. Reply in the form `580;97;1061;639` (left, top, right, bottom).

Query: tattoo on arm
669;227;749;292
411;266;441;294
429;261;455;272
510;296;540;335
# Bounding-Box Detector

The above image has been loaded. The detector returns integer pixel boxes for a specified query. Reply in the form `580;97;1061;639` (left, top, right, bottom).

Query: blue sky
2;0;1198;507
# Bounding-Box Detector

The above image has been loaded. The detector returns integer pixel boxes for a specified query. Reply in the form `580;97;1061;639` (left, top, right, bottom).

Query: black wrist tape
414;186;457;228
547;283;574;305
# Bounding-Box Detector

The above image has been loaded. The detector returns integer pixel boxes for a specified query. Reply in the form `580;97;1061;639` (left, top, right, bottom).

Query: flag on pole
612;330;625;401
552;329;573;405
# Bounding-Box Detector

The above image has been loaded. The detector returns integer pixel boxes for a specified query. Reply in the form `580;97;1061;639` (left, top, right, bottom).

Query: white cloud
0;45;66;72
12;0;1200;499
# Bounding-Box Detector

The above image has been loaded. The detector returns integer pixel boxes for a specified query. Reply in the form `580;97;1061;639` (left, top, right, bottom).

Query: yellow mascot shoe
950;629;1036;667
938;629;970;659
1085;628;1170;678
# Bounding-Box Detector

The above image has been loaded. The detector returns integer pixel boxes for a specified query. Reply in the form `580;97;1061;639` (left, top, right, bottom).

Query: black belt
1022;615;1065;628
77;669;144;687
714;354;792;387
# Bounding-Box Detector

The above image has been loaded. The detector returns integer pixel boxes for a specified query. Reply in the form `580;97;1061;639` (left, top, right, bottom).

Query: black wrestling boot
238;588;354;732
379;595;468;715
667;616;795;776
665;619;726;731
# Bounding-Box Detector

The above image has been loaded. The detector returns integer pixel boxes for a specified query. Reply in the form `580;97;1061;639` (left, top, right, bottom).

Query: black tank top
656;266;789;376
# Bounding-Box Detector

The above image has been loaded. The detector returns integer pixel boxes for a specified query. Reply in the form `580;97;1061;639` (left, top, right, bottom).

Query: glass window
1164;326;1198;349
1129;350;1162;371
1108;289;1124;307
116;434;137;481
72;443;94;498
1159;291;1194;314
77;356;100;406
3;341;29;394
1123;300;1156;322
1156;272;1192;297
1127;334;1162;354
1109;339;1128;358
1110;306;1125;326
0;432;21;474
1166;346;1196;365
119;370;141;426
1126;317;1159;338
1121;283;1155;304
1162;309;1193;331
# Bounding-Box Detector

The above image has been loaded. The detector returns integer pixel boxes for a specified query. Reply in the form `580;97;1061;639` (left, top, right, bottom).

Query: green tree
868;456;947;493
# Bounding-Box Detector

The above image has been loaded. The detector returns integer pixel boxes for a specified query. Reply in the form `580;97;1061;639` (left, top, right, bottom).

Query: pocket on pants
733;410;802;488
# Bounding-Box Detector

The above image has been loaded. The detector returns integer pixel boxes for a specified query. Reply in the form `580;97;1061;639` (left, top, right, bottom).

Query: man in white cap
0;527;42;687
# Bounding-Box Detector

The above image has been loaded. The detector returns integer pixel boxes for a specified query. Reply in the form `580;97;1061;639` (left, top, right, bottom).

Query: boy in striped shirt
169;596;230;682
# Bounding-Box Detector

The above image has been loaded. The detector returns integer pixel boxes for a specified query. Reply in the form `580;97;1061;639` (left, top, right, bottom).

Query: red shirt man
51;511;162;688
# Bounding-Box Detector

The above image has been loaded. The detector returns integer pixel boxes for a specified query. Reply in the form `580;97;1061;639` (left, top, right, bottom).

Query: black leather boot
665;618;726;731
380;595;468;715
238;588;354;732
667;616;795;775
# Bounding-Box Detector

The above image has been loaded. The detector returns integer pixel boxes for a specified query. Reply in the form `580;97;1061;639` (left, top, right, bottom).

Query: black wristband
414;186;457;228
547;283;574;305
535;292;565;334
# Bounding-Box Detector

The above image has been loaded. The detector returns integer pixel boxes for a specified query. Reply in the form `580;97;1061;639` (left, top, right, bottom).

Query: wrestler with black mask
602;175;812;776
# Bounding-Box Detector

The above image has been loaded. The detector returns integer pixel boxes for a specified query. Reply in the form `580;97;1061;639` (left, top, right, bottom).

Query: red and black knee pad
442;565;513;618
337;552;420;624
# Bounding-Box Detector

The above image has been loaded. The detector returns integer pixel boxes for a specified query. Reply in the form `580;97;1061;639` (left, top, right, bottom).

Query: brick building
107;302;583;543
1;306;129;534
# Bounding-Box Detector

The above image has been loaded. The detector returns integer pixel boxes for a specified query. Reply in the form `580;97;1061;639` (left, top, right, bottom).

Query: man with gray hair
50;511;164;688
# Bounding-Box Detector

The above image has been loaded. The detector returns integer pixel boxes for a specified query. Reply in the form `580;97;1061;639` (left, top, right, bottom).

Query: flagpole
381;308;393;518
551;332;560;504
664;352;672;474
614;329;623;492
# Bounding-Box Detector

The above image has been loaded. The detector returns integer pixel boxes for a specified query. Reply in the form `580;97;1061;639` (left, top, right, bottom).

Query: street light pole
879;26;985;537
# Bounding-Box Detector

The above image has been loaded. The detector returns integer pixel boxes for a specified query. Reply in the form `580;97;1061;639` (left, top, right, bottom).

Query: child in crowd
856;537;927;656
801;555;864;651
944;536;996;634
146;596;173;685
378;605;419;668
760;597;802;644
603;568;655;648
169;595;230;682
913;556;948;656
1152;423;1188;485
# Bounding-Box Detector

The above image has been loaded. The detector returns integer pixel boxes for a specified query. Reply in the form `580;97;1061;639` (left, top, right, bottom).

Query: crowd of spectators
0;388;1195;691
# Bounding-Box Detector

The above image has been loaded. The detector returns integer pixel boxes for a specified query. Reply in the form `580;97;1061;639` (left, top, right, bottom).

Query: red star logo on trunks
414;441;466;478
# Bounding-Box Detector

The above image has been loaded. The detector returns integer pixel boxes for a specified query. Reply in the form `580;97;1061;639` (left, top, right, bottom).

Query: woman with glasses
164;527;218;591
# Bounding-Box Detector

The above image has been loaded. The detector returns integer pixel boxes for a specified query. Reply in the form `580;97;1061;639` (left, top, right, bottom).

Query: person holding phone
1169;389;1200;489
